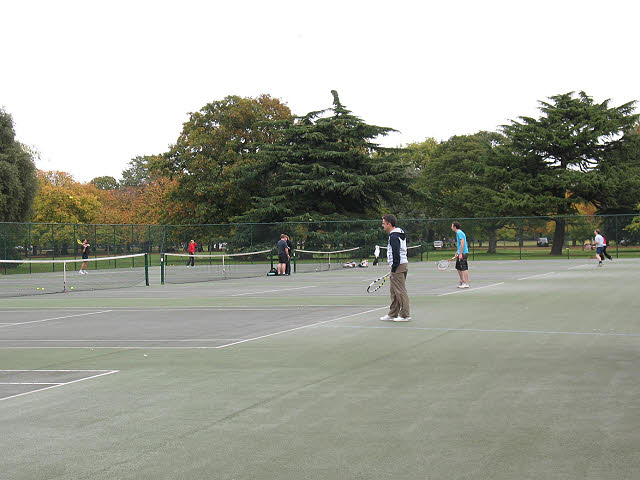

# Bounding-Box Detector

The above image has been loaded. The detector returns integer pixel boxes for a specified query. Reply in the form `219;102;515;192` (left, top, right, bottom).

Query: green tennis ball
70;287;74;290
69;195;73;199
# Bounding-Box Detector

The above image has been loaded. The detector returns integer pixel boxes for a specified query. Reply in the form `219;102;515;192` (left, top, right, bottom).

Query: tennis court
1;258;639;479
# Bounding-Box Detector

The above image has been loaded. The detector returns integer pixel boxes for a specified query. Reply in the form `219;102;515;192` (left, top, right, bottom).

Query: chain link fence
1;215;639;264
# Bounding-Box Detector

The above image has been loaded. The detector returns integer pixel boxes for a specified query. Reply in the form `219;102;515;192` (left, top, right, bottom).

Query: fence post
615;216;619;259
51;224;55;271
471;218;475;261
519;218;523;260
425;220;429;261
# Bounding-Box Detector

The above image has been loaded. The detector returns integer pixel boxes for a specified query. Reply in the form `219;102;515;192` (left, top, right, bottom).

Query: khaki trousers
388;263;410;318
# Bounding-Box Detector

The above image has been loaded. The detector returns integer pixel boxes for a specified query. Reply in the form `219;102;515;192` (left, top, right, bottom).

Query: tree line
2;90;640;254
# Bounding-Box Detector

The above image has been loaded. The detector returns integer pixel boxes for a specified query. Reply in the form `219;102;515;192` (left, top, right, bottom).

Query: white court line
0;306;364;312
568;264;590;270
0;382;62;385
438;282;504;296
0;338;247;342
0;369;116;371
0;310;113;328
215;306;388;349
231;285;316;297
517;272;555;281
0;370;119;402
321;324;640;338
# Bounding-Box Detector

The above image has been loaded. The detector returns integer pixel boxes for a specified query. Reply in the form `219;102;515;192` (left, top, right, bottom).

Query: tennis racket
436;259;454;271
367;273;389;293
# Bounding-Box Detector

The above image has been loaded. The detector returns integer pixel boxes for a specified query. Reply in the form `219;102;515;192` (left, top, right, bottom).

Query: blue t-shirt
456;230;469;254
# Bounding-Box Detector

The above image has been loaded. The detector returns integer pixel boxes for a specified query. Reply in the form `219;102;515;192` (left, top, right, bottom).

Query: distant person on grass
79;239;90;275
451;222;470;288
284;235;293;276
379;214;411;322
186;240;197;267
593;229;605;267
601;233;613;261
277;234;290;275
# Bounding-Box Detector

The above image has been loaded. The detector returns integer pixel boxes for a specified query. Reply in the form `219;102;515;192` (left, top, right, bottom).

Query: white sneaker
457;283;465;288
380;315;396;321
394;316;411;322
461;283;470;288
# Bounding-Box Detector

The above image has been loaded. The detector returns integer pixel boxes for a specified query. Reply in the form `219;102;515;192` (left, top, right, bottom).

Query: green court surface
1;259;639;479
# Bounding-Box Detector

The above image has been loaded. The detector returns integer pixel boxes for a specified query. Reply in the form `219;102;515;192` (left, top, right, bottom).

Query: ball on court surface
70;286;74;290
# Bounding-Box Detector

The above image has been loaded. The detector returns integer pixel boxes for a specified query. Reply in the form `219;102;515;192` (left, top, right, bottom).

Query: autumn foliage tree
32;171;102;224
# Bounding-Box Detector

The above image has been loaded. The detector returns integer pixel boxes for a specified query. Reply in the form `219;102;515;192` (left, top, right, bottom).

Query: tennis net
161;250;274;284
0;253;149;298
375;244;422;261
293;247;362;273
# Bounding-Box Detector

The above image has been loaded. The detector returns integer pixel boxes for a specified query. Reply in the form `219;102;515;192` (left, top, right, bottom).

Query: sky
3;0;639;183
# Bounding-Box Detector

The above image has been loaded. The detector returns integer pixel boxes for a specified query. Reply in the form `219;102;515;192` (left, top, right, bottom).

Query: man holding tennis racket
451;222;470;288
380;214;411;322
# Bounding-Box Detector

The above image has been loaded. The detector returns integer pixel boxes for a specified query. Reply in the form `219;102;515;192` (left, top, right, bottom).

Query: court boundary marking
319;325;640;338
231;285;317;297
0;310;113;328
0;370;119;402
215;306;388;349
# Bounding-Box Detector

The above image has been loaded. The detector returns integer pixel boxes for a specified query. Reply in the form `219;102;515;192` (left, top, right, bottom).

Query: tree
32;171;102;224
418;131;530;253
0;108;38;222
120;156;155;187
236;90;408;224
91;176;119;190
502;91;640;255
152;94;292;224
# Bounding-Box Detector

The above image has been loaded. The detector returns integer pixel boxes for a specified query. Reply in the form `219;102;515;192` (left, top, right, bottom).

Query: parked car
537;237;549;247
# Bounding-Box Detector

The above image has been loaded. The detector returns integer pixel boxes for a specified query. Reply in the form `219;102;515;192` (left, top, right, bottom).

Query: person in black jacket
379;214;411;322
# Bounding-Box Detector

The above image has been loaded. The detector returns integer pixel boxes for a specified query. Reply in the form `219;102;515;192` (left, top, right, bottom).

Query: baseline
0;370;119;402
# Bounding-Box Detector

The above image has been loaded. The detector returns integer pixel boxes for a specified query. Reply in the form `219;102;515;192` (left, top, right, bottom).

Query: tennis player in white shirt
593;229;605;267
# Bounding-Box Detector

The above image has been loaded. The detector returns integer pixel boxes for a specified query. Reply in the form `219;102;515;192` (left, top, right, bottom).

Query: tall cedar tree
0;109;38;222
236;91;407;223
502;91;639;255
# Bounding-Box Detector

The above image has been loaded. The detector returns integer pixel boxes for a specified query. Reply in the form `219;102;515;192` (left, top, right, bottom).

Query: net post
160;254;165;285
615;215;619;259
270;248;274;270
144;253;149;286
359;246;363;262
293;249;296;273
425;220;429;261
63;262;67;293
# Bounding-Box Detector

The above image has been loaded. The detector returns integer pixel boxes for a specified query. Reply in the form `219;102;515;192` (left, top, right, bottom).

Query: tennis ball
70;286;74;290
69;195;73;199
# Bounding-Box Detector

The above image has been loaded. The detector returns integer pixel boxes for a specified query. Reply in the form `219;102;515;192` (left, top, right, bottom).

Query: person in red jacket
186;240;197;267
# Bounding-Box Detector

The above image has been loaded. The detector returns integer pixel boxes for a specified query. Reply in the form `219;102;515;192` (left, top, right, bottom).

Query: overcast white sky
3;0;638;182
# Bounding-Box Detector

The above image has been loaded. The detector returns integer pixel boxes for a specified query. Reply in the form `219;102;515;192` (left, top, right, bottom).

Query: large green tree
120;156;156;187
236;91;408;223
417;131;530;252
0;109;38;222
502;91;639;254
152;94;292;224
